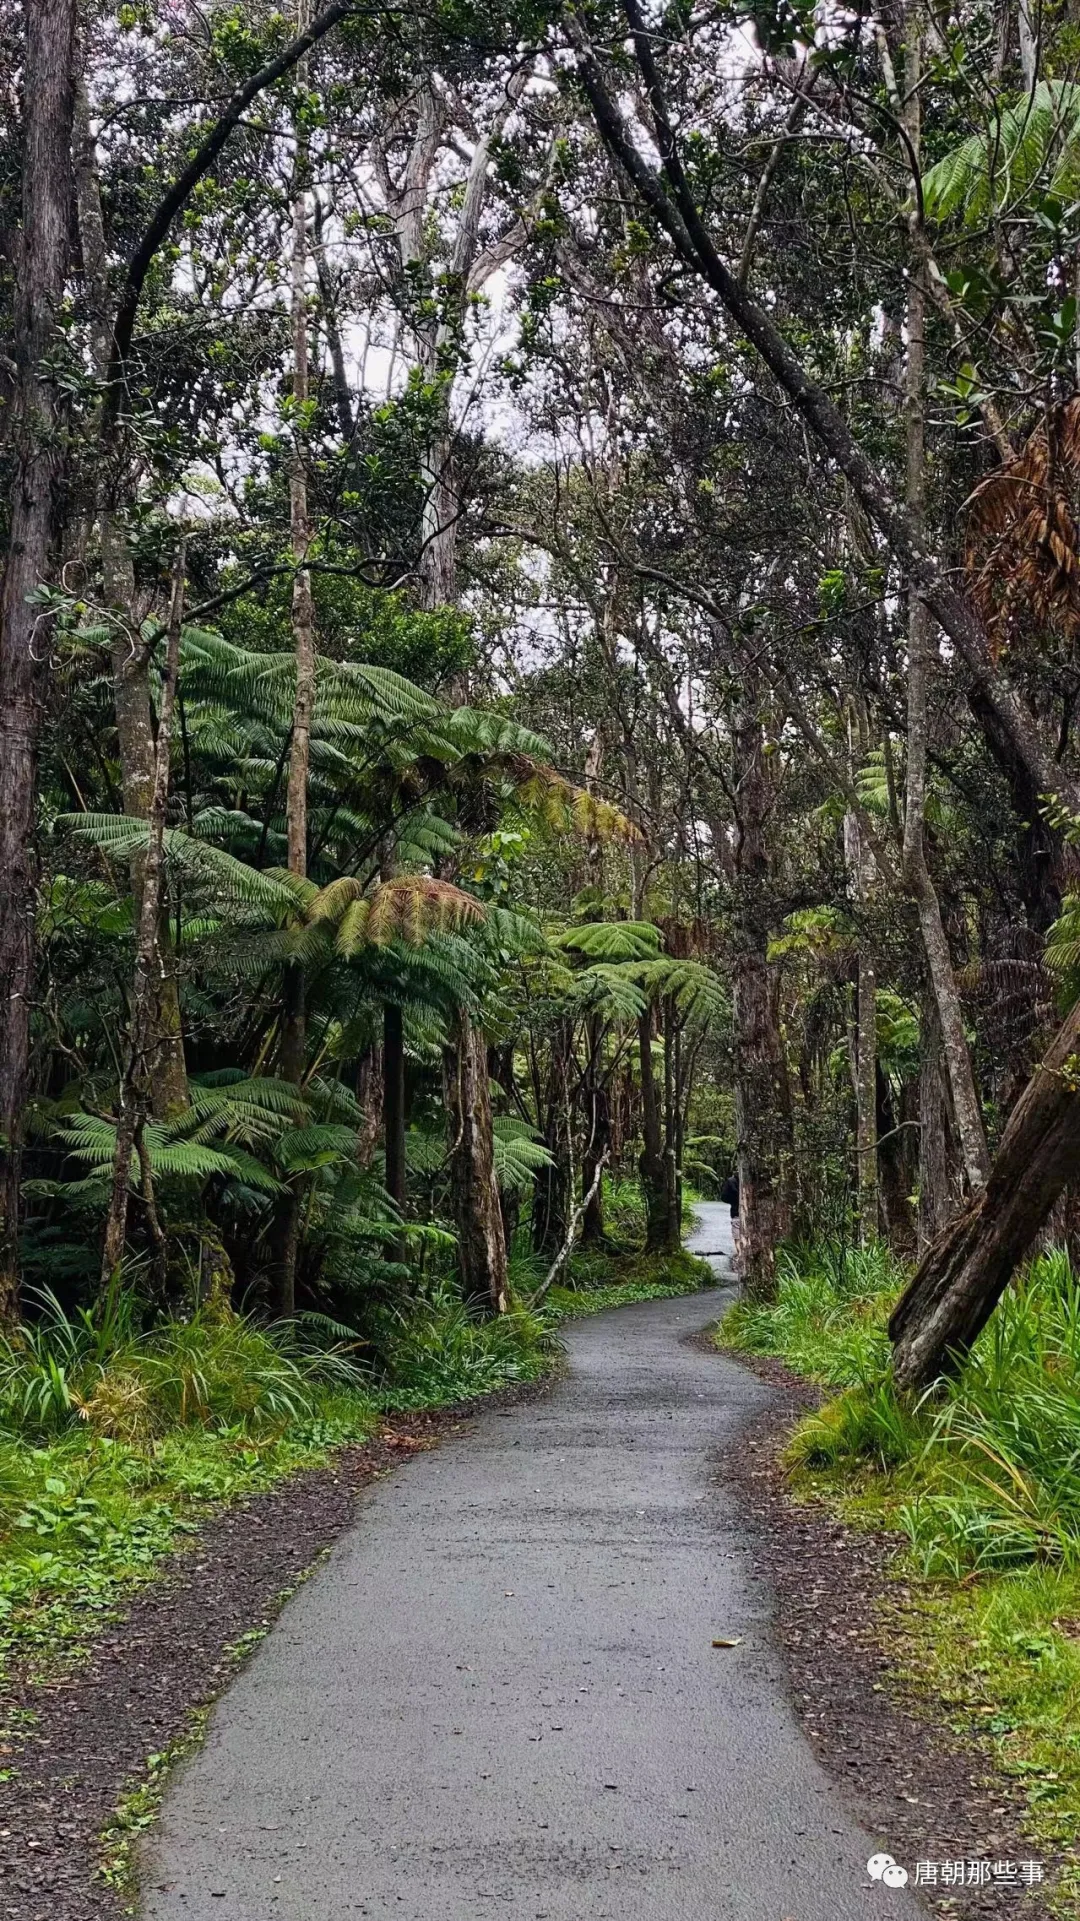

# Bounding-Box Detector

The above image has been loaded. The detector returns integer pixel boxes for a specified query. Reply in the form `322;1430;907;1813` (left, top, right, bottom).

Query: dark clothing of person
720;1174;739;1218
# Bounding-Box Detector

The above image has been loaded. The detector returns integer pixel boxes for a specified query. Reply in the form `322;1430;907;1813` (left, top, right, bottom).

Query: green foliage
923;82;1080;224
545;1246;714;1317
552;921;662;961
377;1283;557;1409
0;1290;363;1443
723;1241;1080;1572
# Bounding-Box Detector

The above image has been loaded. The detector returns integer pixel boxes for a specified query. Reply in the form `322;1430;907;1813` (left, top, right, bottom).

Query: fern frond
554;921;662;961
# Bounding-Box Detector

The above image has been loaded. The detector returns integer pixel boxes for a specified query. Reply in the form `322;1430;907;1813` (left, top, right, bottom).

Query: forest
4;0;1080;1909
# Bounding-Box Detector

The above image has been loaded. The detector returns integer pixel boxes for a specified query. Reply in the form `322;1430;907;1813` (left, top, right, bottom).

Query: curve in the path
143;1220;922;1920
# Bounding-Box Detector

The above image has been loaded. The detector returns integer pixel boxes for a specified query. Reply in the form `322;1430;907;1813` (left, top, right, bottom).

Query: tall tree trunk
890;994;1080;1387
273;28;316;1317
900;145;990;1197
877;1065;917;1253
101;547;186;1294
532;1041;572;1257
731;669;793;1298
581;1039;610;1249
444;1011;509;1313
0;0;77;1324
662;996;680;1239
75;79;189;1122
845;797;879;1241
356;1040;383;1168
105;524;190;1119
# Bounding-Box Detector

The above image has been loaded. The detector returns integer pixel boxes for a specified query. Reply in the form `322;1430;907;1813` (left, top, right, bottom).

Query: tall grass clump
724;1239;1080;1576
723;1239;896;1386
0;1289;366;1445
377;1282;557;1409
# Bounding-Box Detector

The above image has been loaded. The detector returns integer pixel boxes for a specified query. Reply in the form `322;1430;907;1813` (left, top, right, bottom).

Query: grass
721;1239;1080;1913
546;1244;714;1317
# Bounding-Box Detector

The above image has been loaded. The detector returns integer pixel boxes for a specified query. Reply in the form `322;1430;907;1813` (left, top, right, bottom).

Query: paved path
144;1205;921;1919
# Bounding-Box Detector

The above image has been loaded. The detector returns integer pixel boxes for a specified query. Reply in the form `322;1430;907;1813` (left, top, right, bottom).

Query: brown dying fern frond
965;396;1080;654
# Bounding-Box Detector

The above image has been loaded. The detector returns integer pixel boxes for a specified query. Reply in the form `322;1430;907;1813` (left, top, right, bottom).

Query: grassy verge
721;1242;1080;1913
547;1244;714;1318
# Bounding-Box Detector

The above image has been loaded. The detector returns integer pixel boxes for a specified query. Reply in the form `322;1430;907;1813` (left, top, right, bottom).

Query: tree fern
923;82;1080;224
553;921;662;961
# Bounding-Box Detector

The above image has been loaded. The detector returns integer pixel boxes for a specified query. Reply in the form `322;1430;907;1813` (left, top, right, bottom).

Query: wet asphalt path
143;1204;921;1919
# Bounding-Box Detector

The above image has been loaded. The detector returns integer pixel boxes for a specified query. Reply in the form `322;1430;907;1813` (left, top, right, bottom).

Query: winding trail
144;1206;921;1919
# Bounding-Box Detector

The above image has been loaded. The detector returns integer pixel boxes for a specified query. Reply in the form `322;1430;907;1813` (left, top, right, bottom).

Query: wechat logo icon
868;1852;910;1889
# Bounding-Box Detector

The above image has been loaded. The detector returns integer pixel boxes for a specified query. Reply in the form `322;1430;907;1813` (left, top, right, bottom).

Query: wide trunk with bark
0;0;77;1322
890;996;1080;1387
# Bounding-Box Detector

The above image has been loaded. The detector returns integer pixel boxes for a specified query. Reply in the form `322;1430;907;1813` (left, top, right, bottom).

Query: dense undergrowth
722;1243;1080;1911
0;1236;707;1701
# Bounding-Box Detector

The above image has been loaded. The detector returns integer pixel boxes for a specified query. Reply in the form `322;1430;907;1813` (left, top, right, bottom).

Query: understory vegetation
723;1245;1080;1908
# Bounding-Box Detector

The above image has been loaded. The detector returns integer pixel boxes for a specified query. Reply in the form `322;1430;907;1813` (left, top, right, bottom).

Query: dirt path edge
0;1382;553;1921
716;1343;1057;1921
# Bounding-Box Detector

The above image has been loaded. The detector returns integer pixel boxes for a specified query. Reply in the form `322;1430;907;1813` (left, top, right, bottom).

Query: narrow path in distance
144;1206;921;1920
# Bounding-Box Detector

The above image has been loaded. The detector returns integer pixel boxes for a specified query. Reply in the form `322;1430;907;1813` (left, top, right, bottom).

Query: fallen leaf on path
711;1636;742;1648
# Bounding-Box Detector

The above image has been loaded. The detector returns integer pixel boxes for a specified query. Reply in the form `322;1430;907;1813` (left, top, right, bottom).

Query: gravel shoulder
716;1348;1058;1921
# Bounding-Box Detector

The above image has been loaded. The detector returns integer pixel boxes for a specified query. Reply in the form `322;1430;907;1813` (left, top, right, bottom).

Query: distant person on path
720;1170;741;1271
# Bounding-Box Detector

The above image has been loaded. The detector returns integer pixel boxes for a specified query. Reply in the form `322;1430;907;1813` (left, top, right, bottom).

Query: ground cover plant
722;1243;1080;1911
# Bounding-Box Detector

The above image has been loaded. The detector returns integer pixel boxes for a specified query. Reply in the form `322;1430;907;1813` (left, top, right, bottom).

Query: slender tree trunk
900;137;989;1196
105;523;190;1118
580;1035;609;1248
443;1011;509;1313
845;798;879;1240
274;29;316;1317
877;1065;917;1253
383;1003;406;1243
101;547;186;1294
731;669;793;1298
855;946;879;1240
532;1042;572;1257
75;78;189;1121
662;996;680;1240
890;994;1080;1387
638;1009;673;1252
918;987;956;1248
0;0;77;1324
